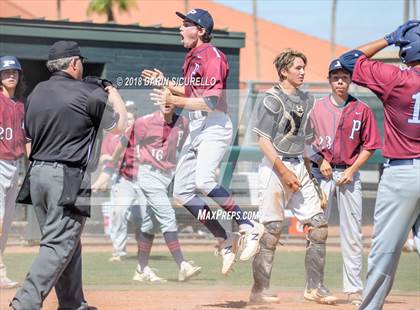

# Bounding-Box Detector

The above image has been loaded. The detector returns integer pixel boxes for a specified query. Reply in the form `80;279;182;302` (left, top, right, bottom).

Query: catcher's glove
312;178;328;210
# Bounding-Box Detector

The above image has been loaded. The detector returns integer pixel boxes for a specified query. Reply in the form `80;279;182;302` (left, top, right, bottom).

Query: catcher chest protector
263;86;314;156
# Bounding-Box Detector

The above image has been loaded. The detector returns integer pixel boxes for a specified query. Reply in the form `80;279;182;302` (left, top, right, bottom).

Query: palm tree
87;0;136;22
57;0;61;19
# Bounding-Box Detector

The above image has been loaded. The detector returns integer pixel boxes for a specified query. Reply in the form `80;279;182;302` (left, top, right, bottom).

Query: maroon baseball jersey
101;132;120;156
119;112;188;180
101;132;124;173
352;55;420;159
183;43;229;112
0;93;26;160
310;95;382;166
118;127;140;181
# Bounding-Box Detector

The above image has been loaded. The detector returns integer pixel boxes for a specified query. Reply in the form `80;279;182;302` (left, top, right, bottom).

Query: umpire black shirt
25;71;117;167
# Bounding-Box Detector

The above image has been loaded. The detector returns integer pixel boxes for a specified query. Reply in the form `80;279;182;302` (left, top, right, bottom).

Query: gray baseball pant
313;168;363;294
359;160;420;310
11;164;88;310
173;112;232;204
110;176;143;257
0;159;20;280
0;159;20;253
137;165;177;234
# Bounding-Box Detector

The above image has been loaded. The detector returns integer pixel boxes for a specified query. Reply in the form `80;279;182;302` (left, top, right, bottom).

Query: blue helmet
0;56;22;72
399;24;420;63
402;23;420;42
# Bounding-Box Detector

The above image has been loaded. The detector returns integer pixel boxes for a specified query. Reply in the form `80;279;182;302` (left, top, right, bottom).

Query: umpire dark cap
48;40;84;61
176;9;214;34
328;59;350;74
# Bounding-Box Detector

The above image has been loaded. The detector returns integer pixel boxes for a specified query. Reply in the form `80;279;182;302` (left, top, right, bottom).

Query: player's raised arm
356;20;419;58
141;68;185;96
339;20;419;73
150;87;214;112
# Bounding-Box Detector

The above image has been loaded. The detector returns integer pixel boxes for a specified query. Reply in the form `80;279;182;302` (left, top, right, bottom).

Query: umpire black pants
11;163;88;310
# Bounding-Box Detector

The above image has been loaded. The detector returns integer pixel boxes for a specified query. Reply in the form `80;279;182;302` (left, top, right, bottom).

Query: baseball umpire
309;59;382;306
0;56;26;289
338;20;420;309
142;8;264;275
10;41;127;309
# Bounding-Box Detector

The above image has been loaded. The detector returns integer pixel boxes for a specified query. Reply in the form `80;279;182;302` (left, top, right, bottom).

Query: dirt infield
2;237;418;310
1;287;419;310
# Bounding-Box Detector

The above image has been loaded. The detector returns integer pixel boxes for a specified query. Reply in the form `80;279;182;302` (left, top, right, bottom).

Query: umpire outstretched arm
142;69;217;112
105;86;128;134
339;20;419;72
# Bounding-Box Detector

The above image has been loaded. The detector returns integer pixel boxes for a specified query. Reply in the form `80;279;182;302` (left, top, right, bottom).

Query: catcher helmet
399;24;420;63
0;56;22;72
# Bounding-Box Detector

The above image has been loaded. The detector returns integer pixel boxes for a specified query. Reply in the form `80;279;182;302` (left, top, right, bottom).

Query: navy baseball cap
328;59;350;74
0;56;22;72
48;40;84;61
399;24;420;63
400;39;420;63
176;9;214;34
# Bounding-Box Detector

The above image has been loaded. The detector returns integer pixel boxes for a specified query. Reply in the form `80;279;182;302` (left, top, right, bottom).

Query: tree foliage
87;0;136;22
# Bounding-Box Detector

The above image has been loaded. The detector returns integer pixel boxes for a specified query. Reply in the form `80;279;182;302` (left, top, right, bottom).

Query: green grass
4;250;419;292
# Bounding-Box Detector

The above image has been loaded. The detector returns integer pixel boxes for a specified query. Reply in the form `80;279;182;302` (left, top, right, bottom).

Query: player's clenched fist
337;167;355;185
319;159;333;180
280;169;301;192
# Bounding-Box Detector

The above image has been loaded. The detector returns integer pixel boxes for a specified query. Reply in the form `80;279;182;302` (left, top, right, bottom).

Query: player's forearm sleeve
203;96;218;110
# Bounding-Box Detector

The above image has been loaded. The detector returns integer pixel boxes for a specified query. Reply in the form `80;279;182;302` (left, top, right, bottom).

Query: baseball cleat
178;261;201;282
0;277;19;289
216;232;241;275
304;285;338;305
133;265;167;283
348;292;362;306
239;221;265;261
249;291;280;305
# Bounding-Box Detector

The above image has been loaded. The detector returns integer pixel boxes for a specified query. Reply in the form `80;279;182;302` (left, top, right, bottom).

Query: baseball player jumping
111;103;201;282
142;8;264;275
338;20;420;309
309;59;382;306
0;56;27;289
